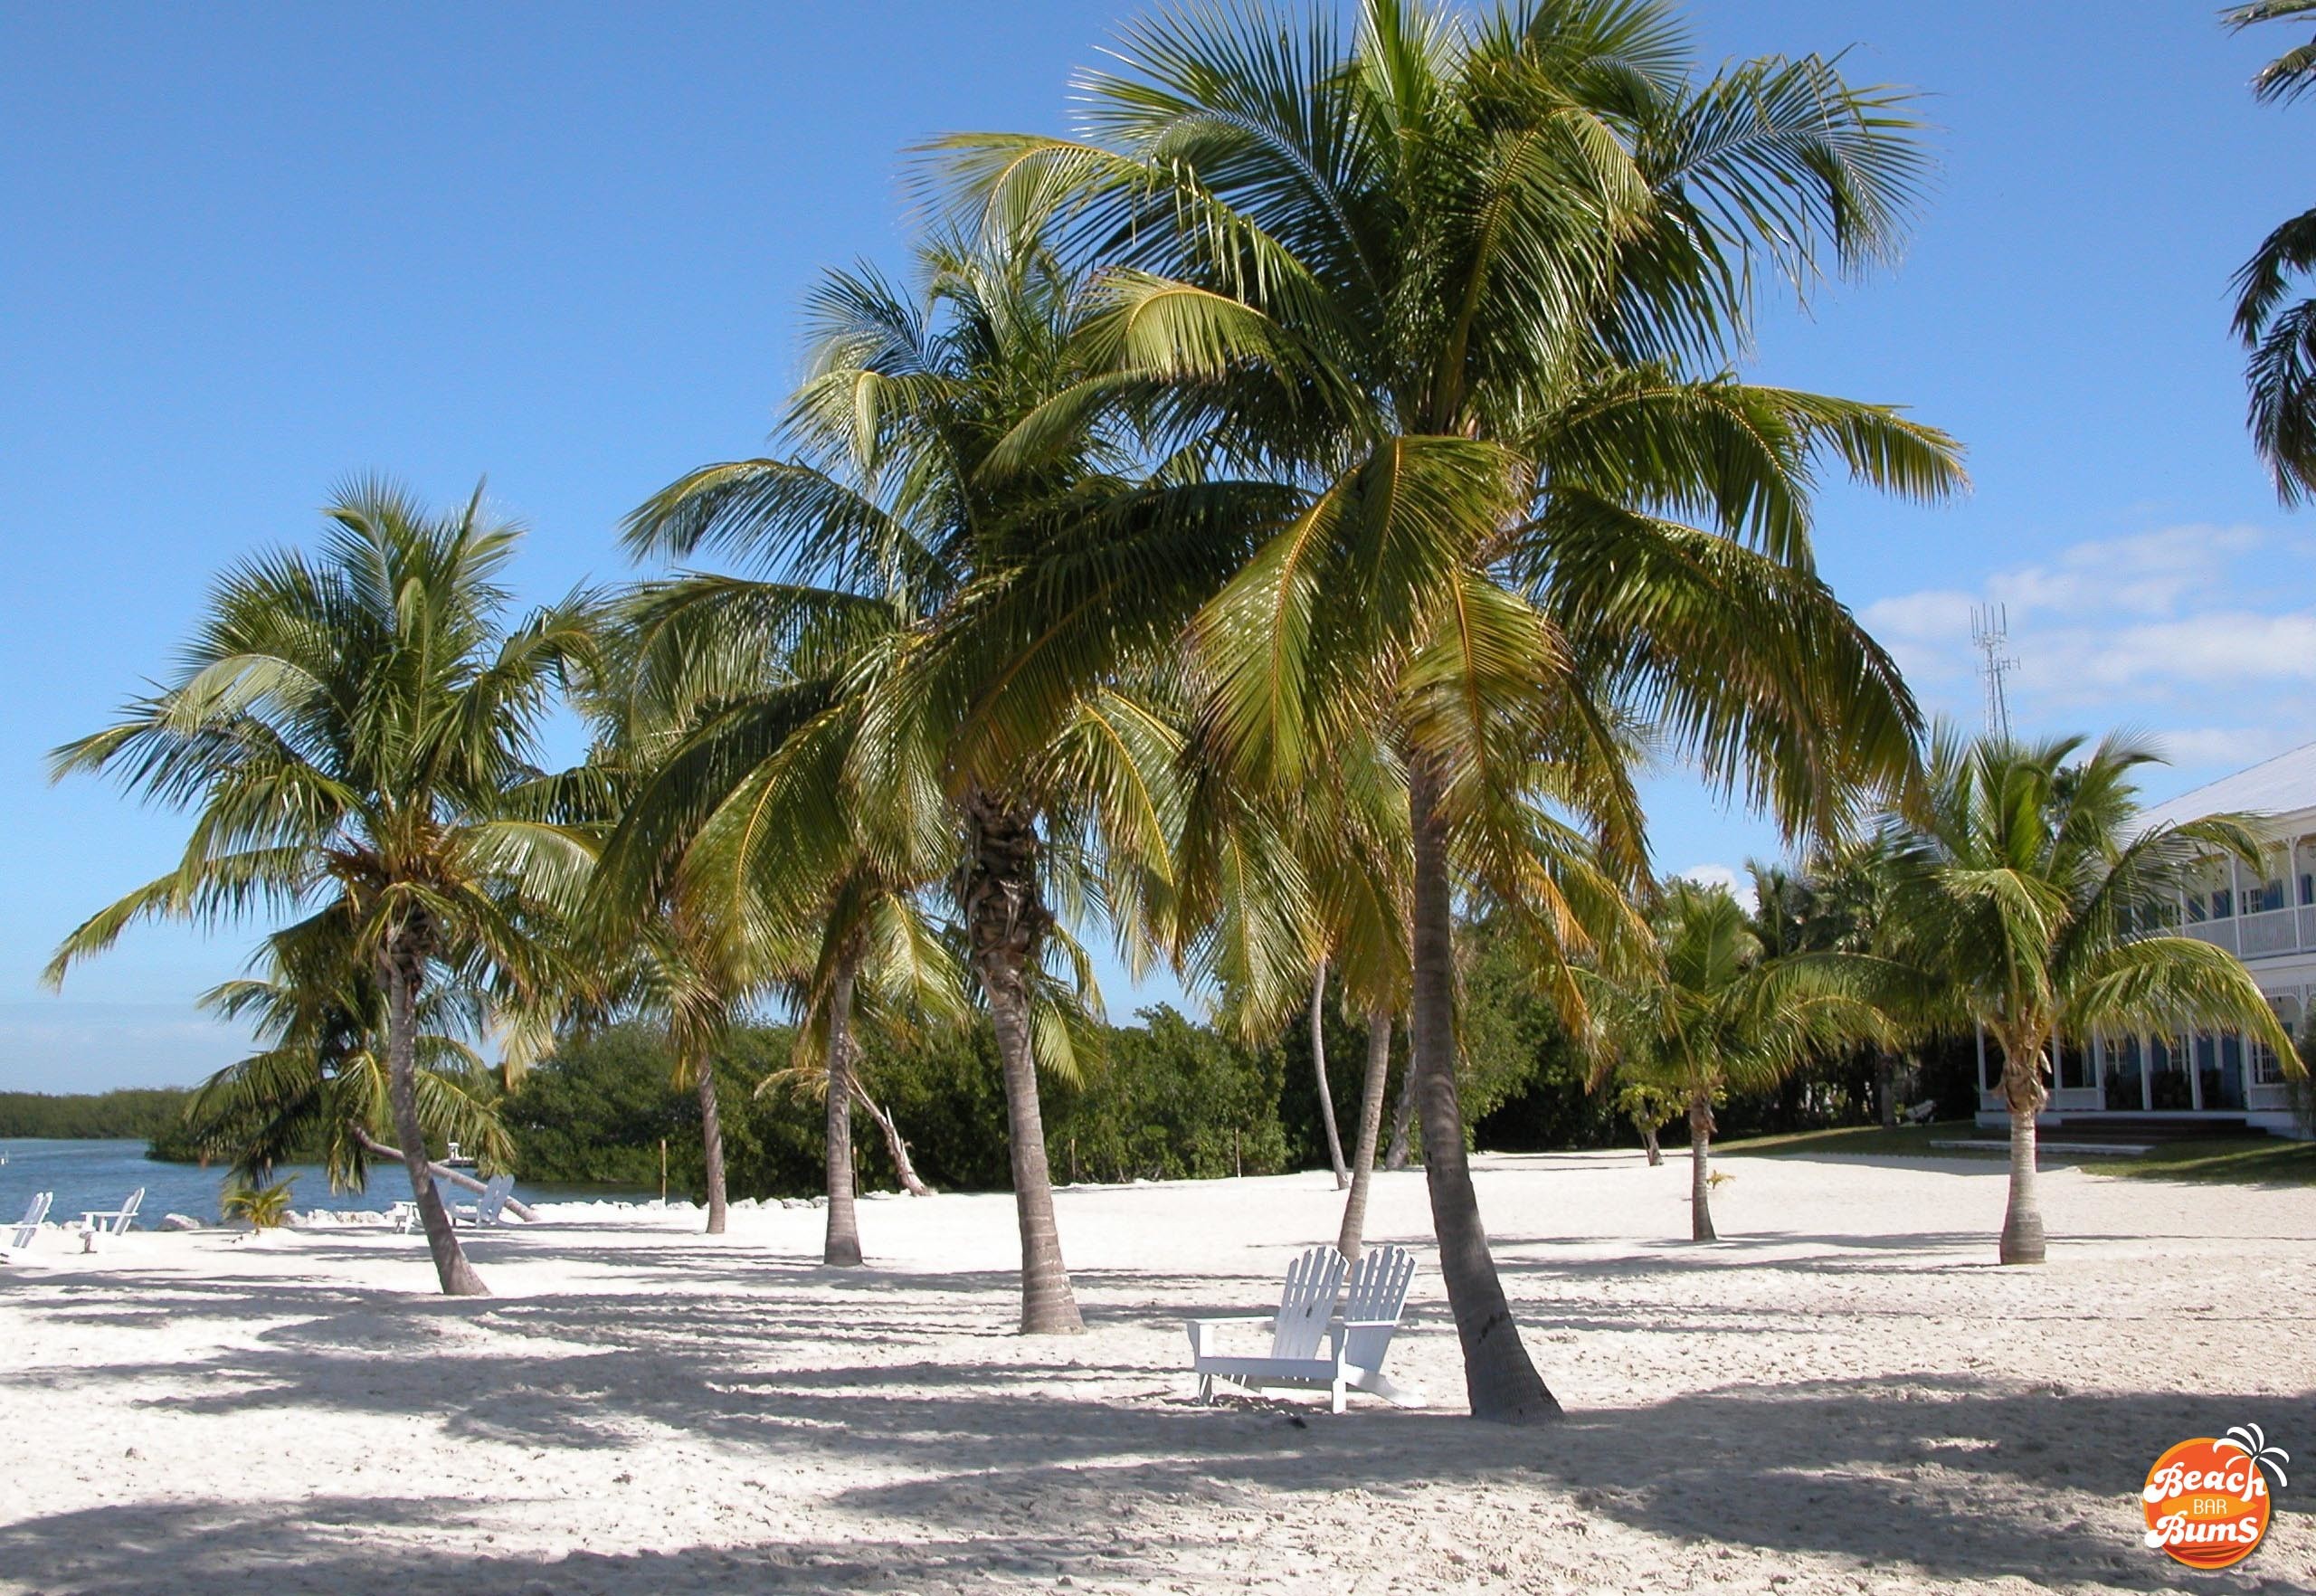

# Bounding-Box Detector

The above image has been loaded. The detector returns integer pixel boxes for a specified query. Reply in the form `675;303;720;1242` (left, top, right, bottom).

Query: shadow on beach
3;1215;2307;1594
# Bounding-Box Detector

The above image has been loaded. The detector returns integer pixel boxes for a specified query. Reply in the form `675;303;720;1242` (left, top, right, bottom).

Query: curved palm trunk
1687;1099;1716;1242
1337;1008;1394;1260
1641;1125;1662;1167
383;952;487;1297
964;789;1082;1335
1407;761;1556;1422
1875;1051;1898;1130
695;1054;728;1236
852;1080;934;1196
823;951;863;1267
1383;1058;1417;1170
1311;962;1348;1189
2000;1047;2048;1265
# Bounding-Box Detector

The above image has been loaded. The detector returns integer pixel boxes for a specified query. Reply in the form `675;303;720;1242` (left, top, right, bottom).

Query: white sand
1;1149;2311;1594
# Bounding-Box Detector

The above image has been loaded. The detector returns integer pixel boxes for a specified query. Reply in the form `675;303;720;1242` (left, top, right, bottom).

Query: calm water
0;1138;650;1228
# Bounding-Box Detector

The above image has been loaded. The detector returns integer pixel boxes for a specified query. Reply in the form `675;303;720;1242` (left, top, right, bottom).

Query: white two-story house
1974;741;2313;1138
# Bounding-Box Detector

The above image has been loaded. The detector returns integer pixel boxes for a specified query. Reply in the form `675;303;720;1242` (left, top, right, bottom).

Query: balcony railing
2176;905;2314;960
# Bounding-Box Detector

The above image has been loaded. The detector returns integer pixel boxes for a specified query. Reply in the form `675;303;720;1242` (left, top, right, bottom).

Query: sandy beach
1;1150;2310;1594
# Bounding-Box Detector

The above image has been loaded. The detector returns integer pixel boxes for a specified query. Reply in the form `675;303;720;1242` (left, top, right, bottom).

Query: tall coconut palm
939;0;1961;1419
1581;879;1884;1240
2225;3;2316;499
46;482;596;1297
617;242;1253;1331
1884;730;2300;1264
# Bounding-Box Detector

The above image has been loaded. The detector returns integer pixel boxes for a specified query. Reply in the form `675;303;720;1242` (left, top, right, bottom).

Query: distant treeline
0;1087;193;1142
130;918;1979;1194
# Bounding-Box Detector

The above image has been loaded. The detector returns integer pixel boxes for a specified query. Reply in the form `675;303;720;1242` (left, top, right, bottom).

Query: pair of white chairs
1186;1242;1428;1414
5;1188;141;1257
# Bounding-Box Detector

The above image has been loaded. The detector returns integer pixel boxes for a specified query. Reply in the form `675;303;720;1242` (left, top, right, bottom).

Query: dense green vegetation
0;1088;190;1143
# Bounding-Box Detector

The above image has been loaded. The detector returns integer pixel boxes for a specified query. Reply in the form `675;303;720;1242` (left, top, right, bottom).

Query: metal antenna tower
1970;603;2016;740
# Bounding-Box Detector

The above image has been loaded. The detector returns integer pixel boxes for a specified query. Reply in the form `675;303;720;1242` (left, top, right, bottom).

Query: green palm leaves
2224;4;2316;499
47;481;597;1297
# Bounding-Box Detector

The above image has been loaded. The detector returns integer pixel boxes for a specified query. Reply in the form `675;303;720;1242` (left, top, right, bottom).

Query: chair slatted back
475;1174;515;1225
1338;1245;1418;1372
116;1188;144;1229
11;1192;51;1249
1268;1246;1347;1361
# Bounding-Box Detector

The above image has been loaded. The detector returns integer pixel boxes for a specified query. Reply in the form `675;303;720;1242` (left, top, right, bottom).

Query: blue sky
2;1;2309;1090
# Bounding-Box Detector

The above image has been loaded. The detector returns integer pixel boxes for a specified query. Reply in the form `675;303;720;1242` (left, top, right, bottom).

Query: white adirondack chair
437;1173;515;1227
1187;1243;1429;1413
77;1187;144;1249
4;1192;52;1259
470;1173;516;1227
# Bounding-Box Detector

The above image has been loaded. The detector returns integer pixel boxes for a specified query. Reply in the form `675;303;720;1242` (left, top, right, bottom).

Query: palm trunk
1688;1099;1716;1242
1383;1057;1417;1170
695;1052;728;1236
823;950;863;1267
852;1080;933;1196
2000;1047;2048;1264
383;949;487;1297
350;1126;538;1222
1875;1051;1897;1130
1336;1008;1394;1260
1311;961;1349;1189
1407;759;1556;1421
963;788;1082;1335
1641;1125;1661;1166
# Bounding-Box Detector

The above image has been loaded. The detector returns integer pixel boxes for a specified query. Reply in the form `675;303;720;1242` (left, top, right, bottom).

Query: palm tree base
1998;1215;2045;1265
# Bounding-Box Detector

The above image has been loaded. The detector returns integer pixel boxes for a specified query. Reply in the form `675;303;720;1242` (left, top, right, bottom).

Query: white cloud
1863;522;2316;793
1676;863;1757;912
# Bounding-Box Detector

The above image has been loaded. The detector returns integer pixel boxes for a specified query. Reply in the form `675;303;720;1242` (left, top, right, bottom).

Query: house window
2056;1038;2093;1090
2301;872;2313;907
2211;888;2235;920
2260;879;2288;913
2254;997;2298;1088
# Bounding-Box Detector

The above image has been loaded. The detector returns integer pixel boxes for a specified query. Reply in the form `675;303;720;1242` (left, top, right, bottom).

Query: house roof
2137;739;2316;831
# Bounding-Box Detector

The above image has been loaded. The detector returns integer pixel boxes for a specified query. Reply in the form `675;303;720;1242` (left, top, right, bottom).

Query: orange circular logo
2142;1428;2288;1569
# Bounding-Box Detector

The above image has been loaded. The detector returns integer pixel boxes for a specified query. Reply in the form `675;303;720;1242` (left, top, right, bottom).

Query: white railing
2241;906;2302;957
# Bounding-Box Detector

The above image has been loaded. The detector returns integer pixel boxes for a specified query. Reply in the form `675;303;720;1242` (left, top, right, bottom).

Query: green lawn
1717;1120;2316;1186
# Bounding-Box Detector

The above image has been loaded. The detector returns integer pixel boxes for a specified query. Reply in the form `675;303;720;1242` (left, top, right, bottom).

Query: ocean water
0;1138;649;1228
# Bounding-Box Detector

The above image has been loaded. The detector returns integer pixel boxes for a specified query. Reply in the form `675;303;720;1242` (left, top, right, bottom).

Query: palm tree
1583;880;1884;1240
1884;730;2301;1264
46;482;596;1297
2224;4;2316;499
617;243;1240;1332
939;0;1961;1419
185;920;512;1192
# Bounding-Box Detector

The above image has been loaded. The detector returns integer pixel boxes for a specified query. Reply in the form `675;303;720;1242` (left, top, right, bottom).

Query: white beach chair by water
1186;1243;1430;1414
4;1192;52;1259
76;1187;144;1249
436;1173;515;1227
470;1173;516;1227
